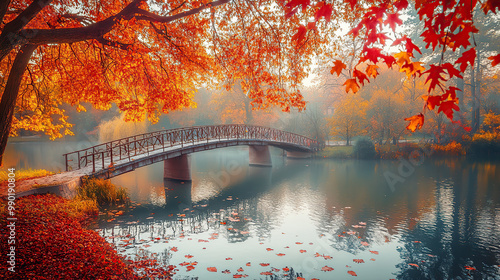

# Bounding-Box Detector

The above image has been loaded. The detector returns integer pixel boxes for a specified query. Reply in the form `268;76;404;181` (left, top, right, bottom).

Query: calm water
5;142;500;279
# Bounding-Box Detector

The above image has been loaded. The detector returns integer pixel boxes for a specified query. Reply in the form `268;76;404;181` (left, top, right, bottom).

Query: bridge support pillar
249;145;272;167
164;154;191;181
286;150;312;159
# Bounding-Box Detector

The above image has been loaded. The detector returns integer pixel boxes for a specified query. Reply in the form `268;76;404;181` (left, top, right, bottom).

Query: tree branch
0;0;11;25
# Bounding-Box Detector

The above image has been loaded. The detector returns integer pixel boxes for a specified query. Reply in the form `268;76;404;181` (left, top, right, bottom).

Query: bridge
63;124;323;181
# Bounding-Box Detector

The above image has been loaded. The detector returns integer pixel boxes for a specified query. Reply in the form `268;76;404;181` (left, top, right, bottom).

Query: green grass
317;146;354;159
76;177;130;206
0;168;54;182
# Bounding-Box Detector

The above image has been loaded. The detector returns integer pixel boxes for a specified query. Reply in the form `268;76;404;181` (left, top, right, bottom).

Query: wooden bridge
63;124;323;181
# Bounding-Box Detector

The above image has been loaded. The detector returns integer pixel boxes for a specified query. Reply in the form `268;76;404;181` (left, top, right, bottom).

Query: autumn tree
329;94;368;145
0;0;322;165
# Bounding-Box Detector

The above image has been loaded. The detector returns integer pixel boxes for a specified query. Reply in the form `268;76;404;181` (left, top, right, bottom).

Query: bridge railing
62;124;323;172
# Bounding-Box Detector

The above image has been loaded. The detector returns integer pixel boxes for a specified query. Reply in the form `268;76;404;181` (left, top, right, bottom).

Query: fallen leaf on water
222;269;231;274
237;267;244;272
260;272;273;275
186;265;195;271
348;270;357;276
277;253;286;256
370;258;376;261
323;254;332;260
225;257;232;260
464;266;476;271
369;250;379;255
296;242;303;244
300;249;307;253
321;265;334;271
171;247;178;252
413;241;421;243
353;259;365;264
409;263;419;268
207;267;217;272
246;262;251;266
185;254;193;259
360;241;369;246
266;248;274;251
233;274;248;278
260;263;270;267
283;267;290;272
297;277;305;280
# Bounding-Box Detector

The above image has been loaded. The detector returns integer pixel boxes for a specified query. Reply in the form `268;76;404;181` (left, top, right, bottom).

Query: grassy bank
0;168;54;183
317;146;354;159
317;141;465;159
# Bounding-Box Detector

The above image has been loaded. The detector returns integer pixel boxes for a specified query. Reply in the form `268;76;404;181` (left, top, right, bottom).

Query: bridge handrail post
92;153;95;173
64;154;69;172
110;146;113;165
102;151;105;170
77;151;81;169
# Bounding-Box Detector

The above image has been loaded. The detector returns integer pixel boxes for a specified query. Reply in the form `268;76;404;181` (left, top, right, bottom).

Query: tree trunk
0;44;37;166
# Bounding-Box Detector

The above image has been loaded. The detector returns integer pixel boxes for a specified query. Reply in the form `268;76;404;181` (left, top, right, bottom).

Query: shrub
353;137;376;159
467;132;500;159
77;177;130;206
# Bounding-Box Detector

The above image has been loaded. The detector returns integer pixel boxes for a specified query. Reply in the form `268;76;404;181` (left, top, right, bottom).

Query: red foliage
0;195;145;279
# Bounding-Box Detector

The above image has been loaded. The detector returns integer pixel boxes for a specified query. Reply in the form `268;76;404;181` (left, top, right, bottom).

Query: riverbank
317;141;465;159
0;177;174;279
0;194;139;279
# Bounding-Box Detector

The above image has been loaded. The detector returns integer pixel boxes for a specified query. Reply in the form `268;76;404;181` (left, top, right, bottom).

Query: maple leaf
385;12;402;31
344;78;360;93
365;65;379;78
321;265;334;271
362;47;383;63
438;100;460;120
315;3;333;22
464;265;476;271
207;267;217;272
442;63;462;79
348;0;357;9
286;0;311;11
299;249;307;253
233;274;248;278
394;0;409;11
455;48;476;72
348;270;358;276
353;259;365;264
354;69;369;86
488;54;500;67
276;253;286;256
394;51;411;66
424;65;446;92
404;113;425;132
292;25;308;45
422;95;442;110
409;263;419;268
331;60;347;76
482;0;500;14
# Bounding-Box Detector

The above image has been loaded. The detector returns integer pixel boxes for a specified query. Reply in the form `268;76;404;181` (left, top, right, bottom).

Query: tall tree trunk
0;44;37;166
474;49;481;131
470;63;479;133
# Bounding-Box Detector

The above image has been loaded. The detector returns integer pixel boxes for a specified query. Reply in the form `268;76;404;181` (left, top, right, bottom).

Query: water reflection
6;141;499;279
97;155;499;279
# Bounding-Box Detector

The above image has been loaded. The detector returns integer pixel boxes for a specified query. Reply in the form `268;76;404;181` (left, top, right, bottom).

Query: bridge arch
63;124;323;180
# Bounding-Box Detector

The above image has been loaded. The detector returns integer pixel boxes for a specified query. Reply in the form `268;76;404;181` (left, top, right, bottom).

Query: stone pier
163;154;192;181
248;145;272;167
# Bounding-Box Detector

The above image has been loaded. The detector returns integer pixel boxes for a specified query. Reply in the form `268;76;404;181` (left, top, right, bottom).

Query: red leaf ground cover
0;194;170;279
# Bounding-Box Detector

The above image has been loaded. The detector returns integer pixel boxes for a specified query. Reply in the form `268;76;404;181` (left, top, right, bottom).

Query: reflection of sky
6;142;500;279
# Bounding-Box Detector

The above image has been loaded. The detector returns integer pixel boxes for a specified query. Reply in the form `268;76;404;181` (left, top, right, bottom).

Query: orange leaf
207;267;217;272
321;265;334;271
260;263;270;267
464;265;476;271
365;65;379;78
369;250;379;255
348;270;358;276
488;54;500;67
343;78;360;93
409;263;419;268
353;259;365;264
331;60;347;76
299;249;307;253
404;113;425;132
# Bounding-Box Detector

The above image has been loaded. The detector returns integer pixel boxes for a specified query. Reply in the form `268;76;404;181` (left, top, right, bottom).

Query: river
5;142;500;279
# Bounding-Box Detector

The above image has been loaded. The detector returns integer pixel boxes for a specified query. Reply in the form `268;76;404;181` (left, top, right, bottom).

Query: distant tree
329;94;368;145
